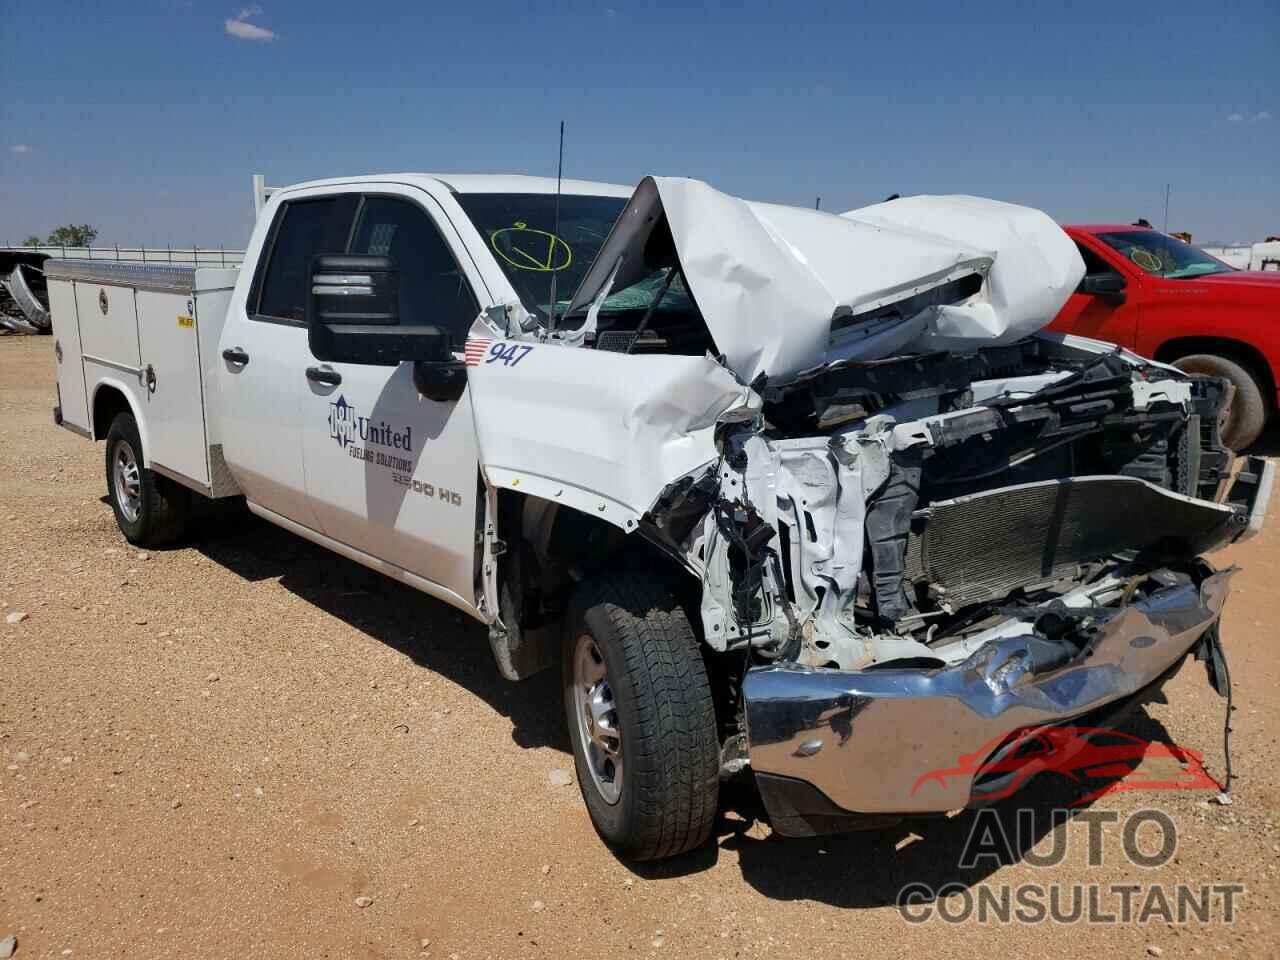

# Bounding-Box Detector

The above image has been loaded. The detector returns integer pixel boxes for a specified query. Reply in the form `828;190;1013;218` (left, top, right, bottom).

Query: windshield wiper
622;267;681;355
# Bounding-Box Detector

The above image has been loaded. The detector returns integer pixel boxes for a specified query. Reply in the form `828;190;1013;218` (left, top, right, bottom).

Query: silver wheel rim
113;440;142;523
572;633;623;805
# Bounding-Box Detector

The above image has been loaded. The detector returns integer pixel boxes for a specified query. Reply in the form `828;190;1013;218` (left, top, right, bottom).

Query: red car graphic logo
912;726;1221;806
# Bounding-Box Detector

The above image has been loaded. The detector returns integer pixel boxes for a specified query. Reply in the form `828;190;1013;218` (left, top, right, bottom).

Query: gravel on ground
1;336;1277;958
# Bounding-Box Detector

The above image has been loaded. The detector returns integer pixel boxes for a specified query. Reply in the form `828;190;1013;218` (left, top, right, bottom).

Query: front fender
466;340;748;531
1139;306;1280;381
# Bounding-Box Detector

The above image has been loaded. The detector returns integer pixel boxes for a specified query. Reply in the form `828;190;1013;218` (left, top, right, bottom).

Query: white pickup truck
47;173;1272;860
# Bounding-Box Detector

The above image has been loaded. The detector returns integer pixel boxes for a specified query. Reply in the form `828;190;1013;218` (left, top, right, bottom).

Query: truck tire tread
105;412;190;547
565;571;719;861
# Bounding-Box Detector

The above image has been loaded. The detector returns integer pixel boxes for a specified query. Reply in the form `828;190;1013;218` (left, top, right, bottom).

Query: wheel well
485;488;701;681
91;386;132;441
496;489;696;620
1154;336;1276;409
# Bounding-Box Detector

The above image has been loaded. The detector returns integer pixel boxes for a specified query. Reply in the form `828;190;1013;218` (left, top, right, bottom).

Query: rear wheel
1173;353;1268;450
105;412;190;546
562;571;719;861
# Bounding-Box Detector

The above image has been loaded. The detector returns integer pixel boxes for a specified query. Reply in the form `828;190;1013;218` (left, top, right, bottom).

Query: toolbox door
136;289;210;487
75;281;141;369
47;279;91;432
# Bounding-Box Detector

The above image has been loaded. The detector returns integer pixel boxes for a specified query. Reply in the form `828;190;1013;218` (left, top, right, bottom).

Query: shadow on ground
729;715;1178;906
635;711;1184;907
190;503;568;754
189;503;1197;908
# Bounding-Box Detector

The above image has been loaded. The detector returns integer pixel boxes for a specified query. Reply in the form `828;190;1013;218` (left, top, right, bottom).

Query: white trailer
1200;240;1280;271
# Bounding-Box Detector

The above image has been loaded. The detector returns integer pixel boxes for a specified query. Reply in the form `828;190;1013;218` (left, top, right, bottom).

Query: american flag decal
464;337;493;367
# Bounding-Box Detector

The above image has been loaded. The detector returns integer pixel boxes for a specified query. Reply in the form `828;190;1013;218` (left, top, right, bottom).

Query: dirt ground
1;334;1277;959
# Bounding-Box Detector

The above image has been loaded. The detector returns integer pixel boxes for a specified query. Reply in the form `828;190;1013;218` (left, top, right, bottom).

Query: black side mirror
1079;272;1127;302
413;358;467;403
307;255;453;366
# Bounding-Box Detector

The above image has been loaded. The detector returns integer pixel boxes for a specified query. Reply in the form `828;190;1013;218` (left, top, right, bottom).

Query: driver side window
1076;243;1117;279
349;197;479;347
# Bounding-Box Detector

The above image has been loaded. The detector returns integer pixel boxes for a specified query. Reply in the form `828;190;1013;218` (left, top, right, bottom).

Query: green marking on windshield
489;223;572;273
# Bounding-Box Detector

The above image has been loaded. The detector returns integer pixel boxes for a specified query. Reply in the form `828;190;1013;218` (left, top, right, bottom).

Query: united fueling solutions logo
329;395;358;449
327;394;413;455
324;393;459;505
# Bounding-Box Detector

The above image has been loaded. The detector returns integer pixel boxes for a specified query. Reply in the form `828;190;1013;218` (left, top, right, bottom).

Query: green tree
45;224;98;247
23;235;42;247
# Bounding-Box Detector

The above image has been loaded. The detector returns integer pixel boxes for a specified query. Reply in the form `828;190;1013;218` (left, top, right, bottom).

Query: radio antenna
548;121;565;333
1163;183;1171;277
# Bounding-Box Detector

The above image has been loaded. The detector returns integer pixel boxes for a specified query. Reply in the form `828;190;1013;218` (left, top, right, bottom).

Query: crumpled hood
566;177;1084;383
844;194;1087;354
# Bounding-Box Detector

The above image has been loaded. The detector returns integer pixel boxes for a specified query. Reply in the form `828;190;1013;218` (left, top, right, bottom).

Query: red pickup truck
1049;224;1280;449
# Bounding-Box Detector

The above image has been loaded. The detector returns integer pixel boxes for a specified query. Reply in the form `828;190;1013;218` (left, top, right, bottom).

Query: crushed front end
468;176;1272;837
645;334;1273;836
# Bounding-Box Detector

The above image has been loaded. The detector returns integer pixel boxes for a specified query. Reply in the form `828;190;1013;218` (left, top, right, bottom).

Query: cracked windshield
455;192;693;321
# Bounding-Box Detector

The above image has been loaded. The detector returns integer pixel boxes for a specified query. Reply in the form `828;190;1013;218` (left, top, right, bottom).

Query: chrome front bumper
742;568;1234;834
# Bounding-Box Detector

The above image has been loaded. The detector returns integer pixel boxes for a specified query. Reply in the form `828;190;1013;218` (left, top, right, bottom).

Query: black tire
104;412;190;546
562;571;719;861
1173;353;1268;450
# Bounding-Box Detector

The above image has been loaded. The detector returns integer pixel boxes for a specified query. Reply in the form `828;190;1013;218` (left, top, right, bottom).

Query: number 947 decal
487;342;533;367
464;338;535;368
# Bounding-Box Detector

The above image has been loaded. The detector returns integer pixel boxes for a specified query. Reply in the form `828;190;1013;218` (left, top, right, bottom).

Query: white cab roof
277;173;633;198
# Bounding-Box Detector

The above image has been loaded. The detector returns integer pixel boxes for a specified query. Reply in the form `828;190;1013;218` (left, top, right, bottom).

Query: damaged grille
905;476;1243;609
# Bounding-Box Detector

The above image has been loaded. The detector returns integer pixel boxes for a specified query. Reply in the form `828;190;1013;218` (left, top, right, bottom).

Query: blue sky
2;1;1276;246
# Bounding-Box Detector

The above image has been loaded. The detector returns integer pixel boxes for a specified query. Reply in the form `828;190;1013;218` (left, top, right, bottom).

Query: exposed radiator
906;476;1241;608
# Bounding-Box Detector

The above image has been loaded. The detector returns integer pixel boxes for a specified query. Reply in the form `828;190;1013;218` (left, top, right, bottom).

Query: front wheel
562;571;720;861
105;412;190;547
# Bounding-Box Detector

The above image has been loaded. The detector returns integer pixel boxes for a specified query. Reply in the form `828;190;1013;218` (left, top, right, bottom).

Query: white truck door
217;193;360;531
299;191;485;611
